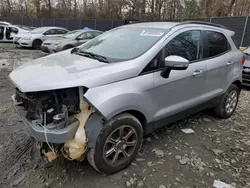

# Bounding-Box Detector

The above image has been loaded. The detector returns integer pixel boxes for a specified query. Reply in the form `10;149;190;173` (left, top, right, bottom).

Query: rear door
202;30;234;98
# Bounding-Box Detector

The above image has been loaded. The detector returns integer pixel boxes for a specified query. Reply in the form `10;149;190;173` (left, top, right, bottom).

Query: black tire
32;39;42;50
213;84;240;118
87;113;143;174
63;45;73;50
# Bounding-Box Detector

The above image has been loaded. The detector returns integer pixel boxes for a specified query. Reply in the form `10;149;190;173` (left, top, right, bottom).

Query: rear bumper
12;95;79;144
41;46;50;53
41;45;60;54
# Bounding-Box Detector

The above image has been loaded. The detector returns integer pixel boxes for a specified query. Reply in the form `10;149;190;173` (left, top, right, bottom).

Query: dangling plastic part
63;87;94;160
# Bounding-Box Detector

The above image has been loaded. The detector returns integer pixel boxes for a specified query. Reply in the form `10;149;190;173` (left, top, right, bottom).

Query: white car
0;24;30;43
0;21;11;25
14;26;69;49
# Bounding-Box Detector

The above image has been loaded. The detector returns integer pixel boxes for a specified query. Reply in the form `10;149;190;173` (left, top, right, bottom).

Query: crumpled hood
9;50;138;92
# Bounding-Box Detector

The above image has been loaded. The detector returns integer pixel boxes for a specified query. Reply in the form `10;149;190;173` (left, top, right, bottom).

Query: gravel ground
0;44;250;188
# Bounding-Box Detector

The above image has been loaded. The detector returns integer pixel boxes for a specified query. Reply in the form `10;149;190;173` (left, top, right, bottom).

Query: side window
204;31;231;58
93;31;102;37
44;29;57;35
56;29;68;34
77;32;94;40
10;27;18;34
142;50;165;73
164;30;202;62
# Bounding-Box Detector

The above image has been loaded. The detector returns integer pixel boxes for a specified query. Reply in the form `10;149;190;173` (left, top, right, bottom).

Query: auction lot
1;44;250;188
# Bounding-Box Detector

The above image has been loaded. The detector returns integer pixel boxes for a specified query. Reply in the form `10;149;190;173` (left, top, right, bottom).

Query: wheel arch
232;80;242;91
63;44;74;50
33;38;42;43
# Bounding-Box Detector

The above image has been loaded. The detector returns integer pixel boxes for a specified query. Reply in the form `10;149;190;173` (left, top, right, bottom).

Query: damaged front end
12;86;97;162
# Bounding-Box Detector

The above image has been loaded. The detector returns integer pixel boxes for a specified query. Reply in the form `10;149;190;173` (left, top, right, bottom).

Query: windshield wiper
75;51;109;63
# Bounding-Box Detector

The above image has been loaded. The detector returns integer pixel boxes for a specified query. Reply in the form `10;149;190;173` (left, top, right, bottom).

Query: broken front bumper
12;95;79;144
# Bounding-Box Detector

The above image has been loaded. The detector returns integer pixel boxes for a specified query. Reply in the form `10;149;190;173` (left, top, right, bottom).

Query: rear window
204;30;231;58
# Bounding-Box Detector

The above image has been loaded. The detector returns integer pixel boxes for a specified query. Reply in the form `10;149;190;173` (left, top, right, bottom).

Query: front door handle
193;70;203;77
227;61;234;66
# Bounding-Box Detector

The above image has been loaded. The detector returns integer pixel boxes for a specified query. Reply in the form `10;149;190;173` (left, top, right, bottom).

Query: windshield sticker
140;30;164;37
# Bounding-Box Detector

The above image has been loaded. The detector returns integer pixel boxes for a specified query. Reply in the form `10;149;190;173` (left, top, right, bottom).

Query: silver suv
9;21;244;174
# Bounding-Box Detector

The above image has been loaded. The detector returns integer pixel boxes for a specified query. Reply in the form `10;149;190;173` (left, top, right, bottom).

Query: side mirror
161;55;189;78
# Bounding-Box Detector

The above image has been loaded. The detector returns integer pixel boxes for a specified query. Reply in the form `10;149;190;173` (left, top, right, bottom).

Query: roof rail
177;21;227;29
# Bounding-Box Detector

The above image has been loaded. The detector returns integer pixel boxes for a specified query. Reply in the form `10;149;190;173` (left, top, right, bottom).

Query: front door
151;30;207;124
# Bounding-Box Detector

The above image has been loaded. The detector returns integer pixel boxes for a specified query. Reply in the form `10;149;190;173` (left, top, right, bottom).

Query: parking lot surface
1;44;250;188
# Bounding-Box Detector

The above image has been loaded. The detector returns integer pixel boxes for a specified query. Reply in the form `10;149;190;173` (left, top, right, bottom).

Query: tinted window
164;30;201;62
57;29;68;34
93;31;103;37
44;29;57;35
77;32;94;40
205;31;230;58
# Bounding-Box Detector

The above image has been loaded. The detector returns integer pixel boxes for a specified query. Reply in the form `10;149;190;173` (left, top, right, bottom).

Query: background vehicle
0;24;30;43
0;21;11;25
14;26;69;50
9;21;243;174
242;47;250;86
41;29;103;53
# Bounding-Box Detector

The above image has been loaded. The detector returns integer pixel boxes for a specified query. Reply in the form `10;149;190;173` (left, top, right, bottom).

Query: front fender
84;78;155;123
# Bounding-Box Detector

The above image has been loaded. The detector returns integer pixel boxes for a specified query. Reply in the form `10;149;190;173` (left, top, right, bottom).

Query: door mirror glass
164;55;189;70
161;55;189;78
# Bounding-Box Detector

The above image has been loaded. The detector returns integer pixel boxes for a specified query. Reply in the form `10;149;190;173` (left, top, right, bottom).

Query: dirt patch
0;44;250;188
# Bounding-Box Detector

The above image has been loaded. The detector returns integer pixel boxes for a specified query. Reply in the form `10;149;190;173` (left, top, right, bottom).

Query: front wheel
213;84;240;118
32;39;42;50
87;113;143;174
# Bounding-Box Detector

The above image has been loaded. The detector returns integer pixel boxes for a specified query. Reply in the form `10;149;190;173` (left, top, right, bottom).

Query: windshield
78;27;167;61
15;25;32;31
31;27;49;34
63;30;83;39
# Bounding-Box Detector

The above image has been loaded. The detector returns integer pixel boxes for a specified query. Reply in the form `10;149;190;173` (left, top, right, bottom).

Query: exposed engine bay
15;87;80;124
14;86;95;162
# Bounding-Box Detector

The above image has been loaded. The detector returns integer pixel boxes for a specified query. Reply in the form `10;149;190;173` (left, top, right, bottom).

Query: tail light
242;55;246;65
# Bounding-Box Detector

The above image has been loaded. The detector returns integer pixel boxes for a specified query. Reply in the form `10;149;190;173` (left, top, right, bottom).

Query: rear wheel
32;39;42;50
87;113;143;174
213;84;240;118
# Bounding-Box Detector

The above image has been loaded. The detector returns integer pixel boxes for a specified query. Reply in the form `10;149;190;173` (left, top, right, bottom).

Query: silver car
14;26;69;49
9;21;243;174
41;29;103;53
242;47;250;86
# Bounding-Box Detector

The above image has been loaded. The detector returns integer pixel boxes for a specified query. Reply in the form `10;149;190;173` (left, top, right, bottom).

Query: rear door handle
227;61;234;66
193;70;203;77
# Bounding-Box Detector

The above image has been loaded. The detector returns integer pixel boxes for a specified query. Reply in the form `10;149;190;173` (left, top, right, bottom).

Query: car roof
122;22;180;29
121;21;234;36
34;26;68;30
